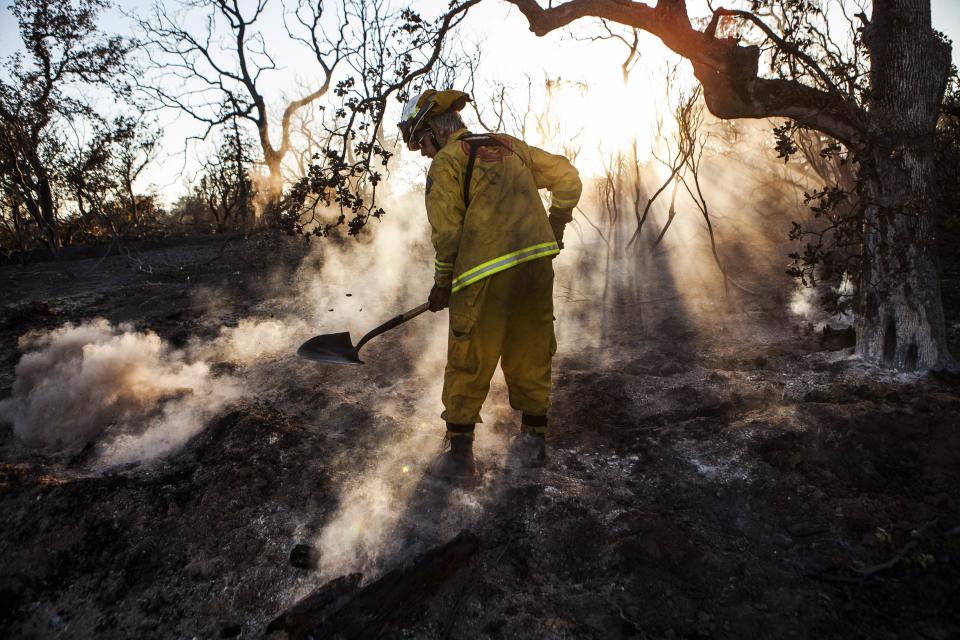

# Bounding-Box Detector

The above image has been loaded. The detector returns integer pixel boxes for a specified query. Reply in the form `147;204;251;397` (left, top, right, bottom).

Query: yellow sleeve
425;154;465;288
526;144;582;212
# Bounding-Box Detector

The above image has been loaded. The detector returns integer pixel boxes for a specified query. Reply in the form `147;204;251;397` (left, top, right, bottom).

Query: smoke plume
0;316;310;467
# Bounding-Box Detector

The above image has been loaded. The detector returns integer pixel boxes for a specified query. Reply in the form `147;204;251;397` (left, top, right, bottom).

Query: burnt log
267;530;480;639
266;573;362;639
820;325;857;351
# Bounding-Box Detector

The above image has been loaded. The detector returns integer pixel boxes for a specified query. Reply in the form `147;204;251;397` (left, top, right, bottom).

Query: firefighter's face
417;131;439;159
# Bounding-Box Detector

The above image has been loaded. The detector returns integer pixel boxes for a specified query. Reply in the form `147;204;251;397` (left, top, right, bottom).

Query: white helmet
398;89;470;150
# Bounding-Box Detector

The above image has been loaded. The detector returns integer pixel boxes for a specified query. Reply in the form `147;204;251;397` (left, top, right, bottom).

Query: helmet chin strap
425;124;441;150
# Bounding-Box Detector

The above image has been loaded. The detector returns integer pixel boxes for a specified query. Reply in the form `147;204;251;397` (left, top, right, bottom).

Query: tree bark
30;172;63;262
857;0;954;369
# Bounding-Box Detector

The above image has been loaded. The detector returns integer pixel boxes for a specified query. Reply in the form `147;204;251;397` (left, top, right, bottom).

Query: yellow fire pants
441;257;556;425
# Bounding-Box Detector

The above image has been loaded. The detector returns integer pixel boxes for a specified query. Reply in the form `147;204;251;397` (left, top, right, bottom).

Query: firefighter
399;89;581;479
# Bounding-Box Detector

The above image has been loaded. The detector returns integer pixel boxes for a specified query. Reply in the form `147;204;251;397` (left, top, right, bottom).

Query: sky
1;0;959;204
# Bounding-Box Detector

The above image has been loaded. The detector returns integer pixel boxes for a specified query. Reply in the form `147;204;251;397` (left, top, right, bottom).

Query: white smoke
0;186;434;476
296;191;434;334
315;445;423;579
0;316;311;467
788;274;855;330
313;419;498;581
206;317;310;365
789;285;818;320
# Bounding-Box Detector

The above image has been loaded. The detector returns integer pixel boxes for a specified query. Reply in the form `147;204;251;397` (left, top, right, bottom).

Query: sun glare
521;47;697;178
456;4;703;179
551;66;701;178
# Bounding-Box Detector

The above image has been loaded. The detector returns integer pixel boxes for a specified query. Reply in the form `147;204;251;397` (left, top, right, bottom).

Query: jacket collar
446;127;472;146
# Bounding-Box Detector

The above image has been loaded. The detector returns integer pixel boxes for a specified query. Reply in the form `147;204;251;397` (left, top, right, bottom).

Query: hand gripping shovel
297;302;431;364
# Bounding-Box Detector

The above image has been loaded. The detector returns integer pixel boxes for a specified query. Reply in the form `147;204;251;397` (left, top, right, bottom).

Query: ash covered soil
1;234;959;639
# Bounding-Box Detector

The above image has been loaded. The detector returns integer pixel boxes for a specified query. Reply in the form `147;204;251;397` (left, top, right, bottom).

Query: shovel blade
297;332;364;364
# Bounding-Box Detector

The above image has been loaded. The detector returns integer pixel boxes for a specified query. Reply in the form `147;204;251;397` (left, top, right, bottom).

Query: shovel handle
354;301;431;353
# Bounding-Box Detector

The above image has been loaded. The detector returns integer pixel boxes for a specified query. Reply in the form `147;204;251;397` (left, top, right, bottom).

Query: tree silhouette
280;0;481;238
497;0;953;370
135;0;353;223
0;0;132;265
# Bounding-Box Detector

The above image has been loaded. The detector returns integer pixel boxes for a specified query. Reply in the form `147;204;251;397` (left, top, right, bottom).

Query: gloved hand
548;206;574;250
428;283;451;312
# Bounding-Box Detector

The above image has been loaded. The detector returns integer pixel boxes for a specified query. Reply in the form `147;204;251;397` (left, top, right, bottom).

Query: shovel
297;301;431;364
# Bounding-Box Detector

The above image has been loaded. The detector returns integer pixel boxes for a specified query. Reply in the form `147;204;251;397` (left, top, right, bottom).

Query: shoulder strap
462;134;511;207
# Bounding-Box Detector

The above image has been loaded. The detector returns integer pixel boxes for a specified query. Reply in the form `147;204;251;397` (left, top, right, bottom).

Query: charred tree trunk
231;118;251;234
4;189;29;260
857;0;954;370
262;149;284;227
29;172;63;262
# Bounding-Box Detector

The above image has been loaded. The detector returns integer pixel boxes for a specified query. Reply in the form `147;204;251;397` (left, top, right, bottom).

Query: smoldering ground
1;113;805;557
0;317;316;466
0;187;437;472
4;105;941;639
0;183;519;589
290;111;822;590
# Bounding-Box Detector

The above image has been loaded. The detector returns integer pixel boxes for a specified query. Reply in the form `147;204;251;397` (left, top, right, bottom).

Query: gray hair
427;110;466;137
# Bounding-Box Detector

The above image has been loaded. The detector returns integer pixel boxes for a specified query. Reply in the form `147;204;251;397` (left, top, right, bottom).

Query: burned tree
0;0;132;263
575;20;644;84
194;120;257;234
0;187;37;261
498;0;954;370
63;114;161;246
135;0;351;222
628;78;699;249
281;0;481;237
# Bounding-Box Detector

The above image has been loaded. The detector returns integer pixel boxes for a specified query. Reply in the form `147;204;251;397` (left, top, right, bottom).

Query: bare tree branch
504;0;867;148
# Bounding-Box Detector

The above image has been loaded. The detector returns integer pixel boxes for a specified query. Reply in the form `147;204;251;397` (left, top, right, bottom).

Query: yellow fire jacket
426;128;581;293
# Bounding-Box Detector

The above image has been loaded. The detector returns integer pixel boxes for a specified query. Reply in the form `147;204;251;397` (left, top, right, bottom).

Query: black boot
427;433;476;481
513;413;547;468
513;431;546;468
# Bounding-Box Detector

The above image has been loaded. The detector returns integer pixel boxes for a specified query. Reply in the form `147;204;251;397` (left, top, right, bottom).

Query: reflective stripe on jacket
425;128;581;293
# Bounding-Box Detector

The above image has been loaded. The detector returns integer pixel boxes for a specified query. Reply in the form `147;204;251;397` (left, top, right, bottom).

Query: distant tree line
0;0;472;262
0;0;255;262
